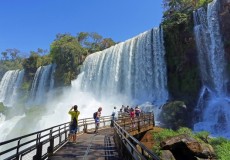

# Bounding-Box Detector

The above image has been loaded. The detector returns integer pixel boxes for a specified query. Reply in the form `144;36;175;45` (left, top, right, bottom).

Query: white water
81;28;168;105
193;0;230;138
0;70;24;107
28;64;55;105
0;28;168;144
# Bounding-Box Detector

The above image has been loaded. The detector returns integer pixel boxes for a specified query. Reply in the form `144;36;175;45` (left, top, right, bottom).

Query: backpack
71;117;77;127
93;112;97;119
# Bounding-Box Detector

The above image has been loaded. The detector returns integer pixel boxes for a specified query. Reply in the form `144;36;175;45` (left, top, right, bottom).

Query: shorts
70;124;78;134
95;117;100;124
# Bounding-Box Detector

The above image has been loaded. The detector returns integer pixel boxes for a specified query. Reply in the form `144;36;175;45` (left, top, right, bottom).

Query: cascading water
193;0;230;137
81;28;168;106
28;64;55;105
0;28;168;143
0;70;24;107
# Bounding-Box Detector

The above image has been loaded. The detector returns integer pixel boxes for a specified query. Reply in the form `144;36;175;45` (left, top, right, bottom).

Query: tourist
110;106;117;127
68;105;80;142
94;107;102;133
135;106;141;117
130;108;135;128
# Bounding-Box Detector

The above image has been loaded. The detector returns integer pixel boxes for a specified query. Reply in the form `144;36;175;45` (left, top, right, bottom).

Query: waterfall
0;70;24;107
28;64;55;105
80;28;168;105
193;0;230;137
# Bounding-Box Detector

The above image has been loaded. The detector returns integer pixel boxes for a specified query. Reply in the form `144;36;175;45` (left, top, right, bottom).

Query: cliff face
219;0;230;53
219;0;230;91
163;13;202;112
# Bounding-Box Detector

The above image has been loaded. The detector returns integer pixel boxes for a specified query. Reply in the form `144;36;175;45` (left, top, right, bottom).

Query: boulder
159;101;189;130
161;150;176;160
160;134;216;160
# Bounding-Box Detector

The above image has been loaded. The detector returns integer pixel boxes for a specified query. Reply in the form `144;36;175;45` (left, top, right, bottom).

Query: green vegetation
210;137;230;160
50;34;87;86
0;49;23;78
0;32;116;88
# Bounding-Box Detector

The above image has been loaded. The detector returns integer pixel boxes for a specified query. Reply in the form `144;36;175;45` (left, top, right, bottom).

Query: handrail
0;116;111;160
0;113;159;160
113;113;160;160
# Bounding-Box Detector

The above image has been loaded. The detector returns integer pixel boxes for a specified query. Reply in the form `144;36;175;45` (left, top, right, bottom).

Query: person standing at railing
110;106;117;127
94;107;102;133
130;108;135;128
68;105;80;142
135;106;141;117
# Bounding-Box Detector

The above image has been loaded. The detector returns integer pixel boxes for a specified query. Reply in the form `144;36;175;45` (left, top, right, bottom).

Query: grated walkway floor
48;128;121;160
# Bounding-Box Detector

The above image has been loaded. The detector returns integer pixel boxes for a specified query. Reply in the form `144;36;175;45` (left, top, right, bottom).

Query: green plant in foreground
210;137;230;160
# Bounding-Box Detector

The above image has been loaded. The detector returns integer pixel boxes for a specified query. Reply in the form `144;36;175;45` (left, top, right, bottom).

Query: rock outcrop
160;134;216;160
159;101;189;130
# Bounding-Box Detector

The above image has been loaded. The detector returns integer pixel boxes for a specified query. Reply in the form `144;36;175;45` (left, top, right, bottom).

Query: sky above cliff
0;0;163;56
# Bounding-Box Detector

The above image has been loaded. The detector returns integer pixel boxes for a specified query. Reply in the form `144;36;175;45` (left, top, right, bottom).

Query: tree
5;48;20;61
1;51;8;60
100;38;116;50
50;34;87;86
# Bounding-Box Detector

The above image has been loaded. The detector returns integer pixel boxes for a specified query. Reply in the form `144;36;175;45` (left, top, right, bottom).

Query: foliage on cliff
49;32;116;86
0;49;23;79
0;32;116;88
50;34;87;86
161;0;212;106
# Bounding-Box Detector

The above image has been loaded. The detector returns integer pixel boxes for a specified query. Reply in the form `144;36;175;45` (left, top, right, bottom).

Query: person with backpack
68;105;80;142
94;107;102;133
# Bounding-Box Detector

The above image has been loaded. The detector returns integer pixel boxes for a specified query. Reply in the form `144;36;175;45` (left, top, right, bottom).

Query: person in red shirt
130;108;135;128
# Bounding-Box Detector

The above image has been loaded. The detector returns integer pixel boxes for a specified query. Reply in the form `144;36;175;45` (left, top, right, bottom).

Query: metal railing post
15;139;21;160
33;142;43;160
152;113;155;127
47;129;54;157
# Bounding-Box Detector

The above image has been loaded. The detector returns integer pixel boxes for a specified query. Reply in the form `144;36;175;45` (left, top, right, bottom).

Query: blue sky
0;0;163;56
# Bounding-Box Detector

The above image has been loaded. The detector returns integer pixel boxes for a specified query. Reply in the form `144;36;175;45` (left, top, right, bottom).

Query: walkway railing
0;116;111;160
114;113;160;160
0;113;160;160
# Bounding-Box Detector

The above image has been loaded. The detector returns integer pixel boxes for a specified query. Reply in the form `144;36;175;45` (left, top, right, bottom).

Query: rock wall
219;0;230;91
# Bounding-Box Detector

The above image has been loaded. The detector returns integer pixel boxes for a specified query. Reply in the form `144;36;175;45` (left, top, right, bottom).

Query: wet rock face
160;134;216;160
219;0;230;92
219;0;230;55
159;101;189;130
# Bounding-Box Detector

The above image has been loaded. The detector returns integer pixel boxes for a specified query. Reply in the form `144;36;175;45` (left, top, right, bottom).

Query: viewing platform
0;113;160;160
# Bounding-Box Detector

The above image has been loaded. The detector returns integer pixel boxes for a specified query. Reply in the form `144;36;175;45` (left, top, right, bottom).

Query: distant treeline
0;32;116;87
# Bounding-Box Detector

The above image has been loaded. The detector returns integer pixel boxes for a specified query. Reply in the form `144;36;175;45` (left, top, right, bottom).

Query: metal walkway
48;128;120;160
